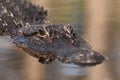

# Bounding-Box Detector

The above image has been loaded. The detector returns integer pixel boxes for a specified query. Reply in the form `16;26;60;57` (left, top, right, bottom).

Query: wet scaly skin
0;0;105;66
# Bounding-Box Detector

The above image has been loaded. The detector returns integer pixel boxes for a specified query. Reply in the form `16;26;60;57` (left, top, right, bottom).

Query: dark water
0;0;120;80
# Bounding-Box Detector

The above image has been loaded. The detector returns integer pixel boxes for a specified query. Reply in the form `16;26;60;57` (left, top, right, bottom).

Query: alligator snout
71;51;105;66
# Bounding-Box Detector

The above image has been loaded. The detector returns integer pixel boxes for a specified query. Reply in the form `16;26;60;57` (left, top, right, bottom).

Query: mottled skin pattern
0;0;105;66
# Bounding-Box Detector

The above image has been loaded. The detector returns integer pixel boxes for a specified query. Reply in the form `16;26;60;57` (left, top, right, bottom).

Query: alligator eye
63;24;73;34
66;24;73;34
39;29;46;35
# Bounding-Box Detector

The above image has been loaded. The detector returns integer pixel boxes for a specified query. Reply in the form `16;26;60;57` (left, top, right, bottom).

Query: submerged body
0;0;105;66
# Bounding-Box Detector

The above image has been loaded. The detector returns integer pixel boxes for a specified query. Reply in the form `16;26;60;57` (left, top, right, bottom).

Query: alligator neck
0;0;47;37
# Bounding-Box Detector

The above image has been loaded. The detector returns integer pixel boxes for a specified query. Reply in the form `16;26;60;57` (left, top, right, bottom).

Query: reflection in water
0;0;120;80
85;0;113;80
58;64;87;76
0;37;23;80
21;55;45;80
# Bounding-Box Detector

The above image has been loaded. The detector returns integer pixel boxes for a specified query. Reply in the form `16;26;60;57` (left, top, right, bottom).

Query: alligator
0;0;106;66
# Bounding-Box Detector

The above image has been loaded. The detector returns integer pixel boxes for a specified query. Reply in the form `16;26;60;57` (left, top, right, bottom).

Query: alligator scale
0;0;105;66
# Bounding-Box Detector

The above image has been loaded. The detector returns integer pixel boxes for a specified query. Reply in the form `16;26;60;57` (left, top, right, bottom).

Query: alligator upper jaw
55;50;106;67
12;30;106;66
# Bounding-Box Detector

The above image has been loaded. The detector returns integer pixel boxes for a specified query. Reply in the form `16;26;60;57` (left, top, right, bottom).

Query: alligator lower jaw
74;61;104;67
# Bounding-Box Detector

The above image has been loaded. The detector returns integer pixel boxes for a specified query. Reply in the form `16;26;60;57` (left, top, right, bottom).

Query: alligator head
13;23;105;66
